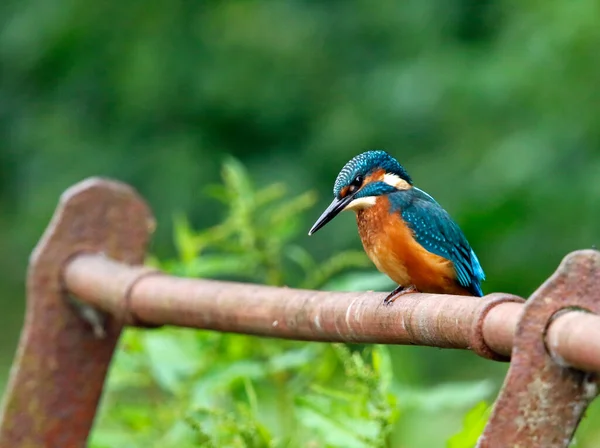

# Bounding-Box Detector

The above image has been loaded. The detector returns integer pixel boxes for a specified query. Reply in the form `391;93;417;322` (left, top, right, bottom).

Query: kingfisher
308;150;485;304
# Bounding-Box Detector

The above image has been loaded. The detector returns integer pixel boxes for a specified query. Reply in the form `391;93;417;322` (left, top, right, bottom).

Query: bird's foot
383;284;419;306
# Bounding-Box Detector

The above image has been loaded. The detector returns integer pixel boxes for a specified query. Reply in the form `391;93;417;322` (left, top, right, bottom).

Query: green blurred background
1;0;600;446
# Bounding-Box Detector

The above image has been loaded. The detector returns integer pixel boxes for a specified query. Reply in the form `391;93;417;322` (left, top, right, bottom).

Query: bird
308;150;485;305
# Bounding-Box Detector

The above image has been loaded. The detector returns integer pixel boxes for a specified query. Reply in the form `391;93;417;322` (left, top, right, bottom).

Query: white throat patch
344;196;377;211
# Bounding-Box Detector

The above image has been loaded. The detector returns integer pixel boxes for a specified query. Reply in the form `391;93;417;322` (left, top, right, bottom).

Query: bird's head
309;150;412;235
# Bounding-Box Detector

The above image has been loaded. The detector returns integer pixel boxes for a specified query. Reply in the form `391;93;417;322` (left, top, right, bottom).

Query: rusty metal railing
0;178;598;448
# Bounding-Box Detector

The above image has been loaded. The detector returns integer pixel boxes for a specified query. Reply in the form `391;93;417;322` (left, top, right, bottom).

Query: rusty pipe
64;253;600;373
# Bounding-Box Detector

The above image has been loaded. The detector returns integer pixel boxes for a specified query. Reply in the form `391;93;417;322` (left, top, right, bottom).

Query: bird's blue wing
390;188;485;296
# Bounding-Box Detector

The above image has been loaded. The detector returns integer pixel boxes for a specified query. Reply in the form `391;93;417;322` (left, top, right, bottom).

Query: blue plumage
355;181;396;199
333;150;412;198
389;187;485;296
310;149;486;301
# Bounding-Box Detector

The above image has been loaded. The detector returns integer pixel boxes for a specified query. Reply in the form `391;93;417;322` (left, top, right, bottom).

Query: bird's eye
348;175;364;193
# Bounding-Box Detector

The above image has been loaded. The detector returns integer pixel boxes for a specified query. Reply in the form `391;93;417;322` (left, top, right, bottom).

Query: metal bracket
479;249;600;447
0;178;154;447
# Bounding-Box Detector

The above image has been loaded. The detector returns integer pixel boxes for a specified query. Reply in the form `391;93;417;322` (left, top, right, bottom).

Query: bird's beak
308;194;354;235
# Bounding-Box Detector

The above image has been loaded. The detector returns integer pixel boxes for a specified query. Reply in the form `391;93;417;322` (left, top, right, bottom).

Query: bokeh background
1;0;600;446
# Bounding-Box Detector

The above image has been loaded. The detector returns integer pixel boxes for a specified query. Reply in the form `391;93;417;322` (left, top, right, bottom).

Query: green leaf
142;331;201;394
296;404;380;448
322;271;396;292
174;253;259;279
88;427;137;448
395;381;494;412
266;346;317;373
172;213;199;262
190;359;268;407
446;401;492;448
284;245;317;274
268;190;317;225
203;184;231;203
301;251;372;289
221;156;254;204
371;345;393;391
254;182;287;207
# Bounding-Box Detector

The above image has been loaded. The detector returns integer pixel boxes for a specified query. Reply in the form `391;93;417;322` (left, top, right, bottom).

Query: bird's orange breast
356;197;471;295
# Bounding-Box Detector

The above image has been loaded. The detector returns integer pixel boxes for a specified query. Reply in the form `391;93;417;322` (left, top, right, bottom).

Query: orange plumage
356;196;474;296
308;150;485;302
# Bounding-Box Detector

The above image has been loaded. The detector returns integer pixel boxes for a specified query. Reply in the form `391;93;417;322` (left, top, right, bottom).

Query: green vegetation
2;1;600;446
90;160;492;447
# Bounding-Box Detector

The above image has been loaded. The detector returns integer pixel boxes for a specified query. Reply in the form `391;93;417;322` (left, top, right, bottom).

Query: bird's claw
383;285;418;306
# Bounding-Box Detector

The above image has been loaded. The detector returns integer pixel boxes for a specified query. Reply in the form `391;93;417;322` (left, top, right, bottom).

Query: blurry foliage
90;160;490;447
3;0;600;313
2;0;600;446
154;157;372;289
446;401;491;448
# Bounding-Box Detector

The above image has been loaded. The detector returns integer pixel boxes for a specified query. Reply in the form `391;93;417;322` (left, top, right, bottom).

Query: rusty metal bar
2;177;600;448
480;249;600;447
64;253;518;353
63;252;600;374
0;178;154;447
